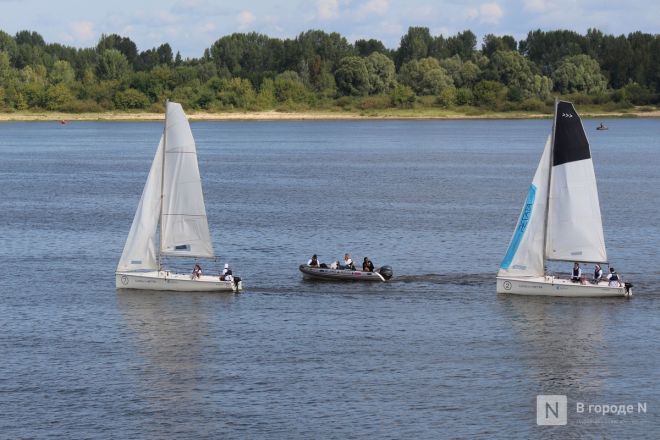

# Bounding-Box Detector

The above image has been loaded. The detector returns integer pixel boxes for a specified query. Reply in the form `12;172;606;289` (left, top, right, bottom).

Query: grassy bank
1;106;658;122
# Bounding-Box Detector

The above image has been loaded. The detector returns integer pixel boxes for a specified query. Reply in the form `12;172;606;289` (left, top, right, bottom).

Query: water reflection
499;295;612;395
116;291;237;439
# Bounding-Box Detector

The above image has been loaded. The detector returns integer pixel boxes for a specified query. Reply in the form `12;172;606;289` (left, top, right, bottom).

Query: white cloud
317;0;339;20
237;10;256;29
467;2;503;24
356;0;389;18
69;20;95;42
524;0;552;12
479;2;503;24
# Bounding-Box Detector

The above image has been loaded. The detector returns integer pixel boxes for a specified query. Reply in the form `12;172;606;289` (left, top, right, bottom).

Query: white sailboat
116;101;242;292
496;100;631;297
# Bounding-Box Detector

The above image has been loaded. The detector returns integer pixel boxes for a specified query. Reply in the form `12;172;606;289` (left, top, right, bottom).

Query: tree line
0;27;658;113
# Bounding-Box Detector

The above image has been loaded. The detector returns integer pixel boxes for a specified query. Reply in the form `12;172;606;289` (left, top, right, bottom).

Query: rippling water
1;118;659;438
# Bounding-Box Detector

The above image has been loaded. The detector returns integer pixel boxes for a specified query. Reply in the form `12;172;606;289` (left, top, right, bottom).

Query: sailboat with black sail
496;99;631;297
116;101;242;292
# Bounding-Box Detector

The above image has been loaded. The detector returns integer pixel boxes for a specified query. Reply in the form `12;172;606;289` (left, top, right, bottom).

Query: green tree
96;49;130;81
274;71;310;103
389;84;416;107
49;60;75;85
334;56;370;96
396;27;432;67
44;83;74;110
399;57;454;95
217;77;257;109
552;54;606;93
481;34;517;57
97;34;139;68
447;30;477;60
440;55;481;87
355;39;388;57
114;88;150;109
473;80;505;108
364;52;396;94
487;50;552;99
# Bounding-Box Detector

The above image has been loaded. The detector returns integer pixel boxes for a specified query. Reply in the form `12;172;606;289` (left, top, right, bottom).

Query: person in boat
571;262;581;282
363;257;374;272
220;263;232;281
607;267;621;287
340;253;355;270
308;254;320;267
192;263;202;279
592;264;603;284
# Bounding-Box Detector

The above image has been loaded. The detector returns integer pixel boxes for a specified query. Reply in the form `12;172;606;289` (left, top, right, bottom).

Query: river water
0;118;658;438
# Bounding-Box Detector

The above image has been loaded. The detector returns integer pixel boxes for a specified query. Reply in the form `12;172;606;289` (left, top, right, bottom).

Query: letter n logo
536;395;567;425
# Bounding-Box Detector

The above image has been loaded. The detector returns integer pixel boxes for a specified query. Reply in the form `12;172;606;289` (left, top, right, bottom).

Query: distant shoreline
1;109;659;122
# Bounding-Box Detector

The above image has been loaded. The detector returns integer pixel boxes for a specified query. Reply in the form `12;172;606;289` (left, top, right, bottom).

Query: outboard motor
624;282;633;297
378;265;393;280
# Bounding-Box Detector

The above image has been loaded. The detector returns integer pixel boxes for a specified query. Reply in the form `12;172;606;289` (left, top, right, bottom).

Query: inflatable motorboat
299;264;393;282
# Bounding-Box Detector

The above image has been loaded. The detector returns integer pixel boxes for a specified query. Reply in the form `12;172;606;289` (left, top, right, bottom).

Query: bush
358;95;390;110
114;88;150;109
389;84;416;108
455;88;473;106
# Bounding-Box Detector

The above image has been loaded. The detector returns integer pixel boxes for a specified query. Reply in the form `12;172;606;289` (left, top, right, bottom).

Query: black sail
553;101;591;166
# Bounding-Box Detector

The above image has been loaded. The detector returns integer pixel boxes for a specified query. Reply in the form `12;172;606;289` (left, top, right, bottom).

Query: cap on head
224;263;229;268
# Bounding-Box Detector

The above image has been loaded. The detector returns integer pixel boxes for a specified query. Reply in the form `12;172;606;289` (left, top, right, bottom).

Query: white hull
496;276;631;297
299;265;386;282
116;271;242;292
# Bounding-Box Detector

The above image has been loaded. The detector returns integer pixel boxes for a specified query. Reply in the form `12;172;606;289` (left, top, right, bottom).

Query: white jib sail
117;137;164;272
545;160;607;262
498;135;551;278
160;102;215;258
545;102;607;263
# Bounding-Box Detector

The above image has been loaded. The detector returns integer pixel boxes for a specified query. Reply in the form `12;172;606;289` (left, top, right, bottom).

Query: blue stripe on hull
500;184;536;269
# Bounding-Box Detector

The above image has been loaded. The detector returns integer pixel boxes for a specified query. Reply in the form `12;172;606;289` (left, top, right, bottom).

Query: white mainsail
545;101;607;263
497;136;551;278
116;138;164;272
160;102;214;258
499;100;608;277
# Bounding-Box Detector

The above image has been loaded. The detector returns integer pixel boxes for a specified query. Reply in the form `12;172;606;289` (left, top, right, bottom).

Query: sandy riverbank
1;109;658;121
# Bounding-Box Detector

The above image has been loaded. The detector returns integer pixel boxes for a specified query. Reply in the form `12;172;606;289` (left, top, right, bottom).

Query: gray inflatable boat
299;264;393;282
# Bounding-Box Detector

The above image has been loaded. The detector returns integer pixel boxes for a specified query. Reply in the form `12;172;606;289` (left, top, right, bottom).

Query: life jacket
225;269;232;276
573;267;580;277
594;268;602;279
610;272;619;281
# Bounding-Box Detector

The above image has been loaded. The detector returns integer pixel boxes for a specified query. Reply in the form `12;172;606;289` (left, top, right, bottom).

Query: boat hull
116;271;242;292
299;265;387;282
496;276;631;297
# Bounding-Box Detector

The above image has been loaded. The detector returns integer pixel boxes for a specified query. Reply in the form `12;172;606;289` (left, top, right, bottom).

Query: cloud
523;0;553;12
237;10;256;29
467;2;503;24
69;20;95;42
356;0;389;18
317;0;339;20
479;2;503;23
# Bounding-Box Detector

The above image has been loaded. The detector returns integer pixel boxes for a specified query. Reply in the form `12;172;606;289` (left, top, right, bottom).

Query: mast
158;100;168;270
541;97;558;271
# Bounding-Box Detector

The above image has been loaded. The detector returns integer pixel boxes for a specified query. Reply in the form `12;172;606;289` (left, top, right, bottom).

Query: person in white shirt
221;263;233;282
592;264;603;284
341;253;355;270
307;254;320;267
607;267;621;287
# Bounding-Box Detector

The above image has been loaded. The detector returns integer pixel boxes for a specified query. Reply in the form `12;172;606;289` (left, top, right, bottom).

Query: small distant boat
116;101;242;292
496;99;631;297
596;123;608;130
299;264;393;282
59;120;68;125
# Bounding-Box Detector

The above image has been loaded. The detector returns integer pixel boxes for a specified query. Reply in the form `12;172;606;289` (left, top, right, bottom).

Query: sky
0;0;658;57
